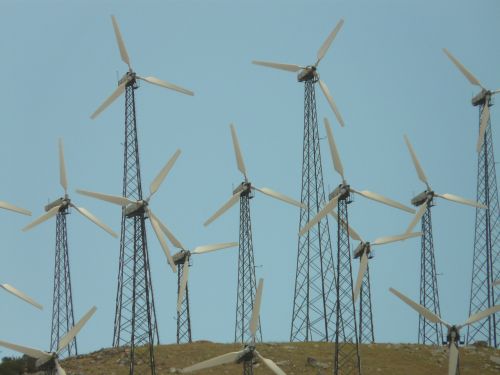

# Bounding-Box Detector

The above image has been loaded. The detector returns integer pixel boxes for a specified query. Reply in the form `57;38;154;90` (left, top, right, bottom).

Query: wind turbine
22;139;115;358
403;134;485;345
0;306;96;375
253;19;344;342
443;48;500;347
205;124;302;343
172;241;238;344
90;18;193;368
300;118;414;375
390;287;500;375
0;283;42;310
180;279;287;375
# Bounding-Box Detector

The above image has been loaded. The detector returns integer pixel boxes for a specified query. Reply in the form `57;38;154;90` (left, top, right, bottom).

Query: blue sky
0;0;499;359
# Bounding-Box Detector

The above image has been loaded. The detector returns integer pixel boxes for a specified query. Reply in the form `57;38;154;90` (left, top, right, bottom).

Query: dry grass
61;341;499;375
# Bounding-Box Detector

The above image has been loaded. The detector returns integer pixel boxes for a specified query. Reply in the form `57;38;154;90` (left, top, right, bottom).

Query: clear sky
0;0;499;360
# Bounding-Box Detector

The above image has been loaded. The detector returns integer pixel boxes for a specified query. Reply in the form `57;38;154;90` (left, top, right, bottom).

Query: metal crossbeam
177;261;192;344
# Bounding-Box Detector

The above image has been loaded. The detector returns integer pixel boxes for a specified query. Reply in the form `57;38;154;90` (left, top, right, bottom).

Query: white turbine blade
148;210;185;249
148;210;176;272
138;76;194;96
0;340;51;361
180;350;245;373
0;284;43;310
192;242;238;255
353;252;369;302
389;288;450;327
149;149;181;197
329;210;363;242
252;60;303;72
403;135;429;188
177;259;190;313
255;351;288;375
70;204;118;238
351;189;415;214
90;80;127;120
22;205;61;232
57;306;97;353
58;138;68;194
448;343;459;375
0;201;31;216
405;204;427;234
249;278;264;339
111;15;131;69
372;232;422;246
443;48;483;88
324;117;344;179
318;80;345;127
460;305;500;328
299;195;339;236
253;186;304;208
230;124;247;179
204;192;241;227
435;193;487;209
55;359;67;375
76;189;134;207
477;104;490;153
316;19;344;66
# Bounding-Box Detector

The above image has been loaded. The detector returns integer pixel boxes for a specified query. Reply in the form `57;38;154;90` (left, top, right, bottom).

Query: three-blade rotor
91;15;194;120
252;19;345;127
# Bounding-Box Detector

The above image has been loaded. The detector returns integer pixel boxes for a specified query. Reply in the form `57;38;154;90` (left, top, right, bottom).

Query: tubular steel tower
291;79;336;341
468;96;500;347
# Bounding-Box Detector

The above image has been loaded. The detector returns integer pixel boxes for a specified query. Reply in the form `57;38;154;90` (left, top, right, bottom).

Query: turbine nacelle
233;181;253;197
125;200;148;217
471;89;491;107
297;66;317;82
353;242;373;260
411;190;433;207
328;183;350;202
44;197;70;213
446;326;461;346
172;249;191;265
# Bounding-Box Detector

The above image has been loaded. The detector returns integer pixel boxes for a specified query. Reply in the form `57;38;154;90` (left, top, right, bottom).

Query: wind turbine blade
249;278;264;339
460;305;500;328
58;138;68;194
148;210;185;249
0;201;31;216
55;359;67;375
180;350;246;373
443;48;483;88
435;193;487;209
316;18;344;65
405;204;427;234
389;288;450;327
403;135;429;188
253;186;304;208
318;80;345;127
149;149;181;197
0;284;43;310
255;351;288;375
57;306;97;353
477;104;490;153
299;195;339;236
204;192;241;226
148;210;177;272
372;232;422;246
22;205;61;232
70;204;118;238
90;81;127;120
448;343;459;375
324;117;345;179
351;189;415;214
192;242;238;255
76;189;134;207
230;124;247;179
138;76;194;96
111;15;131;69
177;259;190;313
0;340;51;361
329;210;363;242
252;60;303;72
353;252;369;302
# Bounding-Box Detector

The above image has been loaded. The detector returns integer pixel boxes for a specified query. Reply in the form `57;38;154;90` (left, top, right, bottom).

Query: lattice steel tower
204;124;303;344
